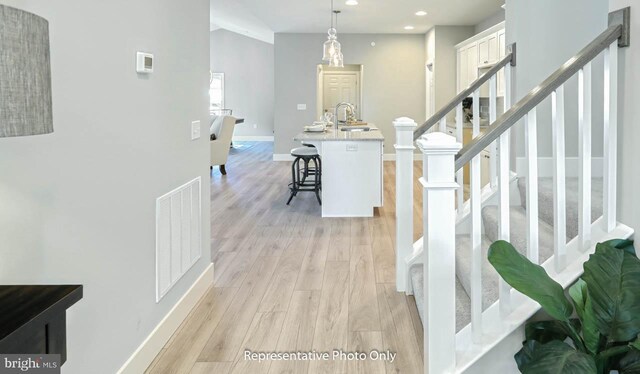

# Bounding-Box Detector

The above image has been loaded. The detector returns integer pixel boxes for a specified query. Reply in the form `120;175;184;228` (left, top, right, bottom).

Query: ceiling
210;0;505;44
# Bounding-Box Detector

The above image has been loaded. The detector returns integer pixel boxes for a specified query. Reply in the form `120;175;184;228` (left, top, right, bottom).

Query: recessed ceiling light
415;10;428;16
346;0;358;5
404;25;415;30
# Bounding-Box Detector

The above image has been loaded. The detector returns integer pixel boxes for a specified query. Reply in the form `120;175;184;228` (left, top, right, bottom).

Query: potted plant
488;239;640;373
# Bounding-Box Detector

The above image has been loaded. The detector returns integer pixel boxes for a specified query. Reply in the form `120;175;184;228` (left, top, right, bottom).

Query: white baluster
603;43;618;233
489;75;498;188
394;117;417;292
470;90;483;341
499;63;513;315
417;132;462;374
456;103;464;213
525;109;539;263
440;117;447;133
579;64;592;251
552;86;567;272
505;64;512;113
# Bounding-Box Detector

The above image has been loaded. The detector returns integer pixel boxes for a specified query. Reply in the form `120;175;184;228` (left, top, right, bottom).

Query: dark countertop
0;285;83;342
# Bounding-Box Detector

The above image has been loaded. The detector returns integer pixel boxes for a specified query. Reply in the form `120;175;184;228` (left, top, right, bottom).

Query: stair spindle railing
395;7;629;373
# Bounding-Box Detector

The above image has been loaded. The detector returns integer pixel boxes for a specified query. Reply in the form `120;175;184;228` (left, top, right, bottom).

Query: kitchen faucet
334;102;355;130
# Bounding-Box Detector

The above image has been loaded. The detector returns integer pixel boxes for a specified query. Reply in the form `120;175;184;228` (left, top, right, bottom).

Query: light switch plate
191;120;201;140
297;104;307;110
346;144;358;152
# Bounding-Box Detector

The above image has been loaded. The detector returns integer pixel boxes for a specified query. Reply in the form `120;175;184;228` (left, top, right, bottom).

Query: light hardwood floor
146;142;425;374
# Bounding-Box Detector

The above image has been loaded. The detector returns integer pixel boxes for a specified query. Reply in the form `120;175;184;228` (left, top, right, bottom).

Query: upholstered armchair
210;115;236;175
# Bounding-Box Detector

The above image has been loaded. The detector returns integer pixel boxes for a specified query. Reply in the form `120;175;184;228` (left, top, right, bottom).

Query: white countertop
294;125;384;142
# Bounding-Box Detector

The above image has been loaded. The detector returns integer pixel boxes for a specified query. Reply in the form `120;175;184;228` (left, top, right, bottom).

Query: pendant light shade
322;28;341;61
322;0;344;64
329;51;344;68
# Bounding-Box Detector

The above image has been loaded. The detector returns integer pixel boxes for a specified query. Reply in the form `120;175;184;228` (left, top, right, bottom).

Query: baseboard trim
233;136;274;142
276;153;422;162
516;157;604;178
116;263;214;374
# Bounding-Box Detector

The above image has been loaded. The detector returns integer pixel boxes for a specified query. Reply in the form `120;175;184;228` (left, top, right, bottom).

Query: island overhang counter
293;125;384;217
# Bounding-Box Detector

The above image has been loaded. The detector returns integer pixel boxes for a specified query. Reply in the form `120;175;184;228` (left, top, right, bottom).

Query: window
209;72;225;113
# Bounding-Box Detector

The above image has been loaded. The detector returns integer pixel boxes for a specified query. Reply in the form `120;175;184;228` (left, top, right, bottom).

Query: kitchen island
294;125;384;217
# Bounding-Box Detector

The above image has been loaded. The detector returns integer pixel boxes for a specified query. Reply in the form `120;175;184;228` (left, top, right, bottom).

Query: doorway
316;64;363;122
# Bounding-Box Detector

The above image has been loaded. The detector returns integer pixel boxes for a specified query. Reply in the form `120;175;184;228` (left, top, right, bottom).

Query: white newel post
394;117;417;292
418;132;462;374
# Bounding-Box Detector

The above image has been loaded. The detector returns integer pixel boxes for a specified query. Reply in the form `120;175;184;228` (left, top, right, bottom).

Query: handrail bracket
610;7;631;47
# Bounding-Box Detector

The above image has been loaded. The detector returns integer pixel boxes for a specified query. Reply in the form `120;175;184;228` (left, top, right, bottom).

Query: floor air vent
155;177;202;302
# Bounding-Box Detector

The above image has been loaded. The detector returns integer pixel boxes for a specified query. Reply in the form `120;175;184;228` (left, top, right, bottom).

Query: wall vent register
155;177;202;302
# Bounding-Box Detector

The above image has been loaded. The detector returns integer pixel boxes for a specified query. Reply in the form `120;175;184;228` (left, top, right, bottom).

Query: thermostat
136;52;154;73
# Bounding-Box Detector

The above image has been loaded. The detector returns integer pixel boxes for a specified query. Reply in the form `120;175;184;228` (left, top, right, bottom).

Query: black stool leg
313;157;321;205
287;158;298;205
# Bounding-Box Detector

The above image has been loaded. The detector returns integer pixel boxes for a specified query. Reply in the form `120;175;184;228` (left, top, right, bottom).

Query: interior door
323;73;359;120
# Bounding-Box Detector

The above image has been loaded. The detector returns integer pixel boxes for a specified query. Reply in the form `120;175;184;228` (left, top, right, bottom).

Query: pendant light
322;0;341;61
329;10;344;67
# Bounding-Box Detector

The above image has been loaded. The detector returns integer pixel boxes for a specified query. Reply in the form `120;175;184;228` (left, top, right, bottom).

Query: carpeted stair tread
455;235;500;313
482;205;557;264
518;177;603;240
410;264;471;332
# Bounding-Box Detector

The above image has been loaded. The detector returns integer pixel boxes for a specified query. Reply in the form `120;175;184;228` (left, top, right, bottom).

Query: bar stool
287;147;322;205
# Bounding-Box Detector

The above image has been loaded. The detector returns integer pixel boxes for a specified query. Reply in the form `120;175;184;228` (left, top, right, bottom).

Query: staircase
410;177;604;332
394;8;632;374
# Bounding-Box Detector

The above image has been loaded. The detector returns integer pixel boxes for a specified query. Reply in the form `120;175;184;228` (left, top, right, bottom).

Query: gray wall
274;33;425;155
0;1;211;373
506;0;608;158
211;29;275;138
433;26;475;121
609;0;640;235
475;9;506;34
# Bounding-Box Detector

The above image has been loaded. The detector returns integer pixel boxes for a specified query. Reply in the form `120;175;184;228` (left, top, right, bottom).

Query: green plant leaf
602;239;637;256
569;279;603;354
583;242;640;342
569;279;588;320
515;340;541;371
521;341;597;373
488;240;573;322
619;349;640;373
583;293;604;354
525;319;580;345
632;336;640;351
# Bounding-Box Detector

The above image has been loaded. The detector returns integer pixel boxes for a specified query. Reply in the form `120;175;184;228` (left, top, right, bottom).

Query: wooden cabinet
478;33;498;66
457;43;479;92
497;29;507;97
456;22;506;96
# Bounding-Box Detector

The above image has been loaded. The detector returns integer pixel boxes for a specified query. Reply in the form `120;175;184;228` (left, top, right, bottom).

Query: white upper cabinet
497;29;506;97
456;22;506;96
478;33;498;66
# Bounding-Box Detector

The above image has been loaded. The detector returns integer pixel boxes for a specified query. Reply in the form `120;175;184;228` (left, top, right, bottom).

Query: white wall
609;0;640;235
211;29;275;138
506;0;608;158
274;33;425;155
0;1;211;373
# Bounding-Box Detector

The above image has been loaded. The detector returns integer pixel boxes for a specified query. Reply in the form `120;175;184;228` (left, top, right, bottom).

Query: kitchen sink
340;127;371;132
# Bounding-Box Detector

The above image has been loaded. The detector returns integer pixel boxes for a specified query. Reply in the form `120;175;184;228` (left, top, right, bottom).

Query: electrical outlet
297;104;307;110
191;120;201;140
253;124;258;129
